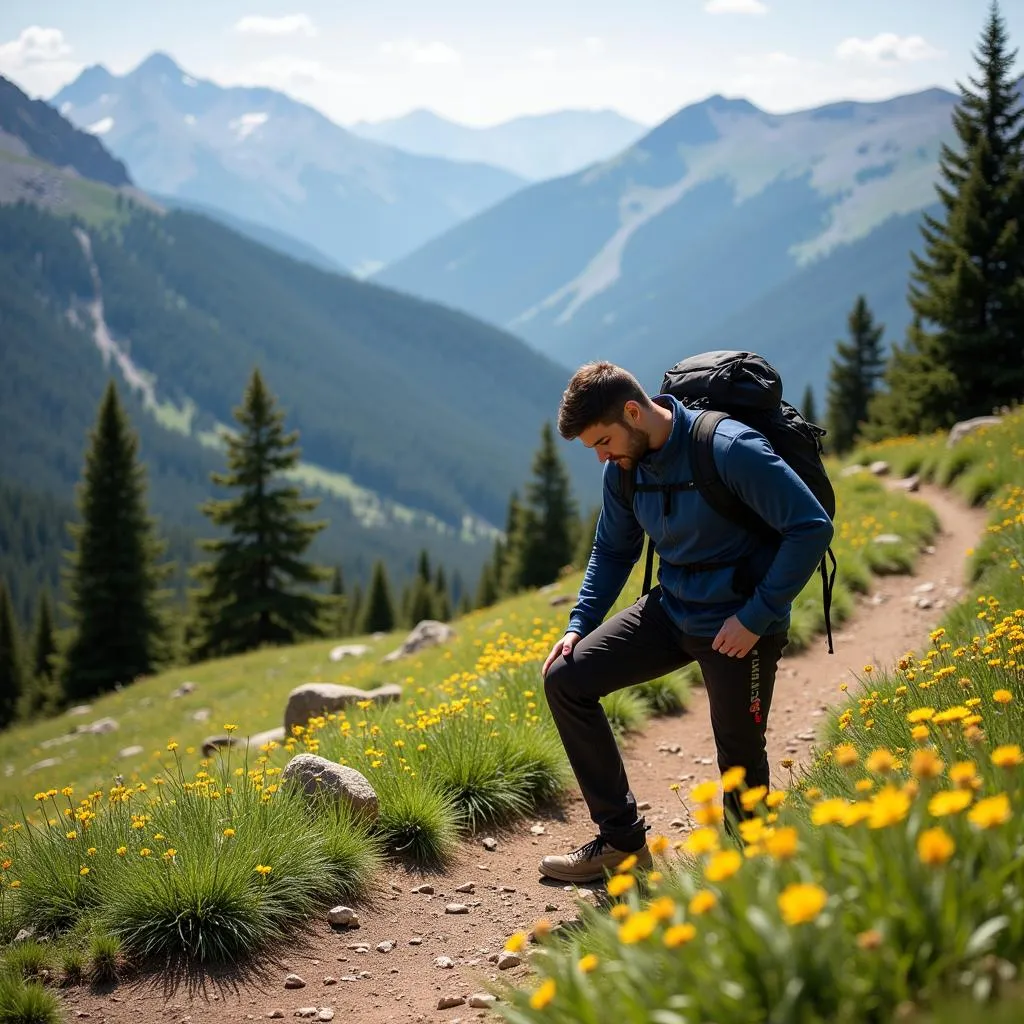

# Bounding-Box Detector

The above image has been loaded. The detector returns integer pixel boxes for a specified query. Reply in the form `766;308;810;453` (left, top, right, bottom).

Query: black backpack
622;350;838;654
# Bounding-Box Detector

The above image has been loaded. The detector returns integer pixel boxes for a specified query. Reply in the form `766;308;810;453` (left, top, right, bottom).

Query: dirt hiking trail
61;484;988;1024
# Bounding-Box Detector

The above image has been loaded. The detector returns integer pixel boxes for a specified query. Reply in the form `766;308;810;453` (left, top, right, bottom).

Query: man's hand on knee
712;616;759;659
542;632;581;677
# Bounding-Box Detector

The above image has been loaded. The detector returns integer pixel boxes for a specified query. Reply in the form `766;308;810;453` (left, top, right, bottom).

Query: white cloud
734;51;799;69
233;14;317;37
705;0;768;14
0;26;72;64
0;26;82;97
836;33;943;64
379;39;461;65
583;36;607;57
527;47;559;66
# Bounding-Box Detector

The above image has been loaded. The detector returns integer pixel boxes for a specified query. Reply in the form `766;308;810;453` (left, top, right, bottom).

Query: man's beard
613;423;650;468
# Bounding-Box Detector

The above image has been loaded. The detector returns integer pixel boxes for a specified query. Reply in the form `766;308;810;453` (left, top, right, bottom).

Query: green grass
0;969;62;1024
849;405;1024;513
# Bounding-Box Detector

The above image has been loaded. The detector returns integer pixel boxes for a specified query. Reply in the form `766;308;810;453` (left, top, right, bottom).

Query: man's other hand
542;632;581;677
712;615;760;659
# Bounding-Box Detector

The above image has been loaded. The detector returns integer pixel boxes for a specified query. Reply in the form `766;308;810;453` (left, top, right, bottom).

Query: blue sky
1;1;1022;126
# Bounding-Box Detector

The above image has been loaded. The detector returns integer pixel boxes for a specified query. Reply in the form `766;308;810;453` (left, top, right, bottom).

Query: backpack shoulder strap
691;409;776;541
620;464;637;509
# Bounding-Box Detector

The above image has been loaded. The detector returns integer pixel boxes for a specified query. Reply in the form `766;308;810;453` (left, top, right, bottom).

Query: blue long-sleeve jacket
567;395;834;639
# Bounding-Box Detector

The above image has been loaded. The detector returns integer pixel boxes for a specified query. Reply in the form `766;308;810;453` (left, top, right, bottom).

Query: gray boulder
284;683;402;735
840;464;868;478
869;460;890;476
329;643;370;661
947;415;1001;448
281;754;378;820
873;533;903;545
201;726;286;758
382;620;455;663
74;717;119;735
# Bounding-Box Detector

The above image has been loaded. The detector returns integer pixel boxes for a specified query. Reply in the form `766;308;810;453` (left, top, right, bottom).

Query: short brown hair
557;361;651;440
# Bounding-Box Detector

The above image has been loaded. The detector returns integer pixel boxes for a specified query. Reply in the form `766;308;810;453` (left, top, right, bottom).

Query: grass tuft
0;970;62;1024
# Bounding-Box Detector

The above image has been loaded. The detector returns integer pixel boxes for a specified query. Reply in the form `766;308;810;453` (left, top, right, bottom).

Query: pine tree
0;581;25;729
435;587;452;623
16;590;63;722
490;492;520;596
450;570;465;610
893;2;1024;427
191;369;331;659
405;574;436;625
31;591;57;683
416;550;432;585
507;423;578;589
826;296;887;453
475;561;498;609
863;318;960;440
360;560;396;634
329;566;348;637
801;384;819;426
347;581;364;635
62;381;170;700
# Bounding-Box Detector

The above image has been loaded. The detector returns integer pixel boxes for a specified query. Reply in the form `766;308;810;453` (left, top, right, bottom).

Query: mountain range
51;53;528;276
376;88;966;400
0;73;595;603
348;107;648;181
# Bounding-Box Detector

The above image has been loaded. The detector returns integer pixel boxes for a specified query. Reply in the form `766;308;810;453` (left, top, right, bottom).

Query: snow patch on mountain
229;112;269;141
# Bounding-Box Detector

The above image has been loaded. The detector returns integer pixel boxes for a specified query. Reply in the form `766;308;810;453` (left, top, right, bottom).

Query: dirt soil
60;483;988;1024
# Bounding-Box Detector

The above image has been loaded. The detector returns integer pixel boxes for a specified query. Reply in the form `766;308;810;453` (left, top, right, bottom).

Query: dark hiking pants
543;586;789;850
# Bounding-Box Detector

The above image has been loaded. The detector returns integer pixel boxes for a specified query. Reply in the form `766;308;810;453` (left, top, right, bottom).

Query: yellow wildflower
741;786;768;811
578;954;598;973
968;794;1011;830
833;744;858;768
688;890;717;915
529;978;556;1010
764;826;799;861
778;883;828;926
607;874;635;897
664;923;697;948
690;781;718;804
618;911;658;944
868;786;910;829
683;828;719;856
865;748;895;774
917;827;955;867
911;748;944;780
648;896;676;922
928;789;973;817
993;689;1013;705
721;766;746;792
992;744;1023;768
704;849;742;883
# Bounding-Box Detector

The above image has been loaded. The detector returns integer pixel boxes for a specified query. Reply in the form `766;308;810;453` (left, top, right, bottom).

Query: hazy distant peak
131;51;184;80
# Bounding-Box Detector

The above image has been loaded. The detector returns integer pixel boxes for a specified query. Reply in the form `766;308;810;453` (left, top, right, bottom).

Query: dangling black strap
633;482;695;597
820;546;837;654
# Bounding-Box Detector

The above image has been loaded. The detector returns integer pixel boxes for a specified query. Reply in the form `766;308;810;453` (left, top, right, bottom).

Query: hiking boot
539;834;653;883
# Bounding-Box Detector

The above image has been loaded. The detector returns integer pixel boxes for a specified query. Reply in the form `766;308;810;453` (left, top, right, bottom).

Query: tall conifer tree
62;382;170;699
826;296;886;454
0;581;25;730
507;423;578;590
879;2;1024;429
191;369;330;658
